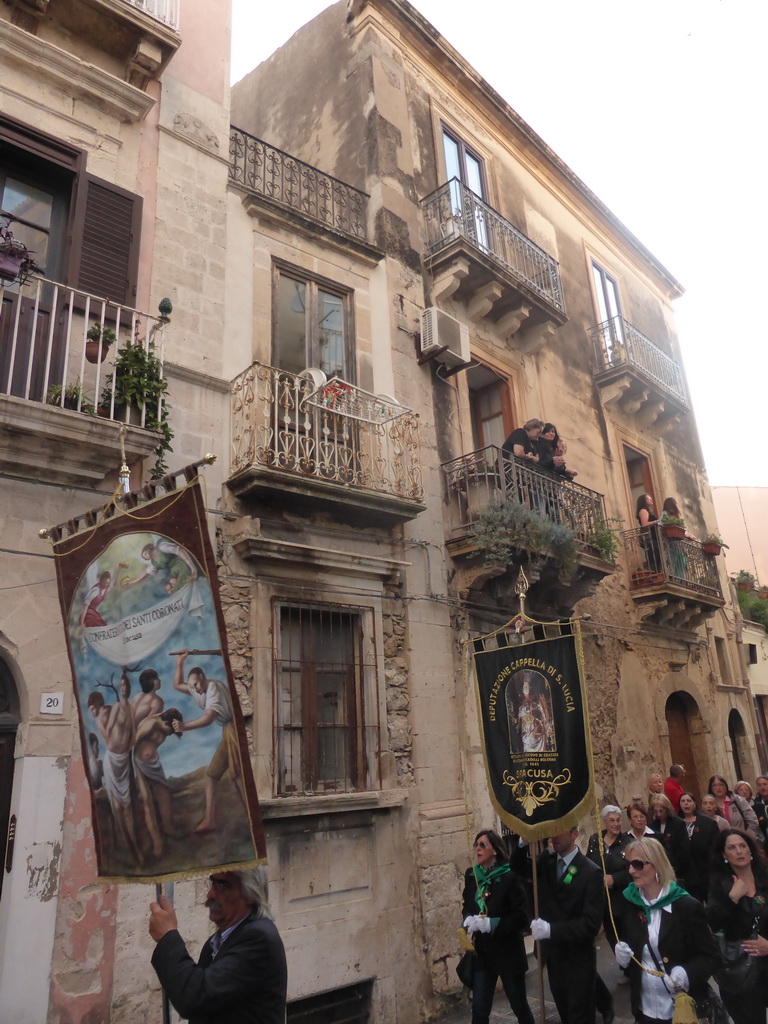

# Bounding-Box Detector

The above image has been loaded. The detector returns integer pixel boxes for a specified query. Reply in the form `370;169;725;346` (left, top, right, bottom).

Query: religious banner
471;620;594;841
51;479;266;882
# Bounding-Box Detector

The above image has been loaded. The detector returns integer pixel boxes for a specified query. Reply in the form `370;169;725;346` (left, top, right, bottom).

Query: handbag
455;950;475;989
692;985;730;1024
714;930;760;992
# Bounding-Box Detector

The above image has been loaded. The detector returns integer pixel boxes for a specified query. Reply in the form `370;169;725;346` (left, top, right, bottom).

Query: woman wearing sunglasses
706;829;768;1023
461;829;534;1024
614;837;718;1024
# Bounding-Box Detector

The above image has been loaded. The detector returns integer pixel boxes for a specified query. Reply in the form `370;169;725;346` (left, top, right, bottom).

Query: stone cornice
0;18;155;123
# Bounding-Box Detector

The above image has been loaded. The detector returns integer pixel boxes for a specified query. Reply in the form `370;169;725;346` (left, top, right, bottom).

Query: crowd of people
459;766;768;1024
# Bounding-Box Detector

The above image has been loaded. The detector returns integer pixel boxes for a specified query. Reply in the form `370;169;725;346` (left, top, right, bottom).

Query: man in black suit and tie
530;827;605;1024
149;866;287;1024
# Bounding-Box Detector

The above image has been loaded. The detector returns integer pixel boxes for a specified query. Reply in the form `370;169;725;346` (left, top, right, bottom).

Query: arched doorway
665;692;703;804
728;709;750;783
0;657;20;902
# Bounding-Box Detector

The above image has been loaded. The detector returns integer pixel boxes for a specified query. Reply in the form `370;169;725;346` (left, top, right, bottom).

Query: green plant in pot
85;322;117;364
101;339;173;478
470;495;580;583
585;517;623;563
47;379;96;414
701;532;727;556
733;569;755;592
659;511;686;539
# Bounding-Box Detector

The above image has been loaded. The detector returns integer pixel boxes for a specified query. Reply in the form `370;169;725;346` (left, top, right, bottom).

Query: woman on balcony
636;494;660;573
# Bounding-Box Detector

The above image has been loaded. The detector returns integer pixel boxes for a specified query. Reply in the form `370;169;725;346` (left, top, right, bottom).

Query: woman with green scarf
461;829;533;1024
613;837;718;1023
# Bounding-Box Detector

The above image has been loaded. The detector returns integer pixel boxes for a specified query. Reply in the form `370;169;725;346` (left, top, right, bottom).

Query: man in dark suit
531;827;605;1024
149;866;287;1024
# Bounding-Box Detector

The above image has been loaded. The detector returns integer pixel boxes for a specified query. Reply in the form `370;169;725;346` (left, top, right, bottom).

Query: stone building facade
0;1;762;1022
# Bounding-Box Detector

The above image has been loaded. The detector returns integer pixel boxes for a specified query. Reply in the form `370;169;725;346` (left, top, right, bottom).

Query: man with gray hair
149;866;287;1024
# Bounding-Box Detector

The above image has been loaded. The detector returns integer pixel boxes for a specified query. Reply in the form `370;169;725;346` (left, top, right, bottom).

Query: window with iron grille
275;603;377;795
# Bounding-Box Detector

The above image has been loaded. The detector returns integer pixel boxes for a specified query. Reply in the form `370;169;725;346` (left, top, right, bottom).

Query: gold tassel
457;926;475;951
672;992;698;1024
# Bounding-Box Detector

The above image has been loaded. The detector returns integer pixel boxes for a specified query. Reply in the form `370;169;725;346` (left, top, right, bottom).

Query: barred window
275;603;376;795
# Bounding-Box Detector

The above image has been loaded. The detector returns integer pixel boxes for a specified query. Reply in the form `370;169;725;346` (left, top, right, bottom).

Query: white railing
231;363;424;503
0;275;167;430
122;0;180;30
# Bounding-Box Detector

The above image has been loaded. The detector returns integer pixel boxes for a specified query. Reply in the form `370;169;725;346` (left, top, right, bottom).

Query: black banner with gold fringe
471;620;594;842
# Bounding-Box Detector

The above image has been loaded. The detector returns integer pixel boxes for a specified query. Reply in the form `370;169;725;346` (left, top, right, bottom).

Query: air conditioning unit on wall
420;307;470;368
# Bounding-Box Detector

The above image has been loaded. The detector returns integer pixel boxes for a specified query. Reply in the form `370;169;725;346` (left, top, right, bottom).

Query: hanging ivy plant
470;496;581;583
101;339;173;478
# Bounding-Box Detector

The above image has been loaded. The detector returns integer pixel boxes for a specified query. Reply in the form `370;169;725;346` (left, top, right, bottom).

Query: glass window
275;604;373;795
274;270;351;380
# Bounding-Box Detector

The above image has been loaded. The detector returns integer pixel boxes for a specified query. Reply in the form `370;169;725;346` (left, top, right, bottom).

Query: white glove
463;915;490;934
614;941;632;968
662;966;689;994
462;916;474;931
530;918;551;941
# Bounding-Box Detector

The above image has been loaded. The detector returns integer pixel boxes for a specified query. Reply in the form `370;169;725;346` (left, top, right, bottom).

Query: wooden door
665;693;700;804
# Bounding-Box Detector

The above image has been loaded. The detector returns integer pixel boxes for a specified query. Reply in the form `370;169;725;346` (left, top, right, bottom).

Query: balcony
0;275;167;484
229;129;383;264
229;363;425;527
591;315;689;427
442;445;614;615
624;525;724;631
5;0;180;96
421;179;566;349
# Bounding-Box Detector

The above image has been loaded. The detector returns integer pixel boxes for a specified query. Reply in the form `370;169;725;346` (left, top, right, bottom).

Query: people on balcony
636;493;660;573
535;424;578;482
502;419;543;463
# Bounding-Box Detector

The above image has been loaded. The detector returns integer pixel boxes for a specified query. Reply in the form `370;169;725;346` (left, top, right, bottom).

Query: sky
230;0;768;488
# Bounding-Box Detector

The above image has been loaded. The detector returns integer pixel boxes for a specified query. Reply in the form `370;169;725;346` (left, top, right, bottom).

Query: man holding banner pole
530;827;604;1024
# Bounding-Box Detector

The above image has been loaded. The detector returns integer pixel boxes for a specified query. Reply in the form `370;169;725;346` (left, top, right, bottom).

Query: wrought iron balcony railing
421;179;566;314
231;363;423;502
0;274;167;429
591;315;687;404
229;128;369;242
442;445;605;545
122;0;179;29
624;525;722;600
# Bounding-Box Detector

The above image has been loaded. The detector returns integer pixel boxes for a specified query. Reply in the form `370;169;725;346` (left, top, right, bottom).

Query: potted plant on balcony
733;570;755;593
701;533;727;557
659;512;686;540
584;517;623;563
85;322;117;364
0;220;39;285
47;379;96;415
100;338;173;478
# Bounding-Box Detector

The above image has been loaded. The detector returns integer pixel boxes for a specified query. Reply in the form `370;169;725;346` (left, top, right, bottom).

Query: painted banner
52;480;266;881
471;621;594;841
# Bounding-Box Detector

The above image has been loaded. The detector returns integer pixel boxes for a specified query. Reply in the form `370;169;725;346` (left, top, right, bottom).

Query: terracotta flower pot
85;339;109;364
663;525;685;540
0;250;25;282
701;542;721;556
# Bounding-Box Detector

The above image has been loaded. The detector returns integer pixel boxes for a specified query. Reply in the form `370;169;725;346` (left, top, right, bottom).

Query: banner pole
156;881;174;1024
531;839;546;1024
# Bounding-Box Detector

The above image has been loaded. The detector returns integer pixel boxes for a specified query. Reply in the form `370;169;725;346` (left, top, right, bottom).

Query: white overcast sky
231;0;767;488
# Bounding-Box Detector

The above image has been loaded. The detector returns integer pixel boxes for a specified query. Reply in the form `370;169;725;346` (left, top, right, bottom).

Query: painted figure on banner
87;688;143;865
134;709;184;857
67;528;255;878
172;650;245;834
122;538;198;594
506;670;555;754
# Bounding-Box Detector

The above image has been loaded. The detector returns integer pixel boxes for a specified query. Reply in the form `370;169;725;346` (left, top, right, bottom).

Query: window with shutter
74;176;142;304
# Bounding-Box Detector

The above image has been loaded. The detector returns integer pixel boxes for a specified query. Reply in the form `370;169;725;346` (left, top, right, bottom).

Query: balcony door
467;363;514;450
442;128;489;250
623;445;655;521
591;261;623;364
